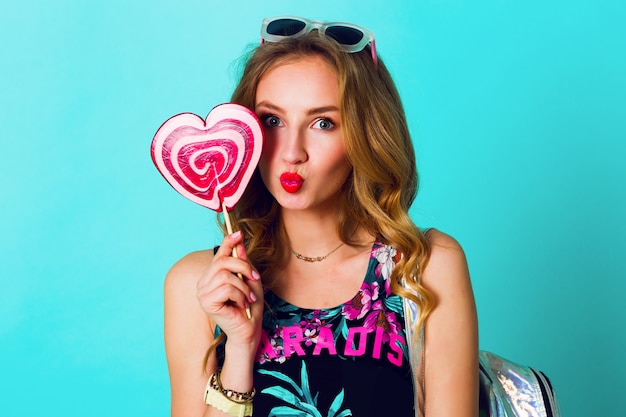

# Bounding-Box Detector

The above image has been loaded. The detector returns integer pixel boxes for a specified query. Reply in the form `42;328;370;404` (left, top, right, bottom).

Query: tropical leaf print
383;293;404;314
259;362;352;417
267;405;314;416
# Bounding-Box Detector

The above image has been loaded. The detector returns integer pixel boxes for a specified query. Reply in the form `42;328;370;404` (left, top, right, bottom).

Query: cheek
335;163;353;186
324;153;352;188
326;144;350;173
259;140;277;167
258;141;276;184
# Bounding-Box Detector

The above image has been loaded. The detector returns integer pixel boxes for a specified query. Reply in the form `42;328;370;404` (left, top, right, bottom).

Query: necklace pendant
291;243;344;263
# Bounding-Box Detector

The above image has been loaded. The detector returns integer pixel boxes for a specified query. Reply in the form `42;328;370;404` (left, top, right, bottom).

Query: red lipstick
280;172;304;193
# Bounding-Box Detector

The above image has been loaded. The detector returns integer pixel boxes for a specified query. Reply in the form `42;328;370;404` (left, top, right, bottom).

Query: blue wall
2;1;624;416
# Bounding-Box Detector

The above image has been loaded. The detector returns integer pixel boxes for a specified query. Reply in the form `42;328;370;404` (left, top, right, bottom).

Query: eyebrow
256;101;340;116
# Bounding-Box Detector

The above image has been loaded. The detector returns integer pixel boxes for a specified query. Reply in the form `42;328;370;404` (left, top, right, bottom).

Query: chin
275;196;309;211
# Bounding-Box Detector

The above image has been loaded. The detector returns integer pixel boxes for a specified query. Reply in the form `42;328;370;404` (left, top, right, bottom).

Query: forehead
256;56;339;104
263;54;336;78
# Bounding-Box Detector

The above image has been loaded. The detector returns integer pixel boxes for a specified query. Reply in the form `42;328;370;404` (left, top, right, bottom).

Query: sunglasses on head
260;15;378;66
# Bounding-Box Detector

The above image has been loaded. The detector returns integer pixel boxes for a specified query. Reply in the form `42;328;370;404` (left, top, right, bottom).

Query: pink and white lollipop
151;103;263;213
151;103;263;318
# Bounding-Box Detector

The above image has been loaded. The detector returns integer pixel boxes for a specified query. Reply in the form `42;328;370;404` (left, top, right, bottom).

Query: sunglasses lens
325;26;364;46
266;18;307;36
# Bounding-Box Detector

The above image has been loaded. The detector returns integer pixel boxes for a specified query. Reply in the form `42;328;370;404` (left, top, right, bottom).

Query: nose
281;127;308;164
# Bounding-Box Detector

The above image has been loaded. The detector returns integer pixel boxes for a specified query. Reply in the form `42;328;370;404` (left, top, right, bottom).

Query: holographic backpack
403;297;562;417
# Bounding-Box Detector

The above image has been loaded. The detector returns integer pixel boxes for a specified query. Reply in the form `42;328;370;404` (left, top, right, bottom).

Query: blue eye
261;115;282;128
314;118;335;130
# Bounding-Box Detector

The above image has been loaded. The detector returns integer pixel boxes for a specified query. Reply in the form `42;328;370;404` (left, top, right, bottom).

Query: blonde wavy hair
221;32;434;328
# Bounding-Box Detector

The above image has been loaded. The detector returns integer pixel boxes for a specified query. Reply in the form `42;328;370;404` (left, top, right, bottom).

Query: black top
245;243;415;416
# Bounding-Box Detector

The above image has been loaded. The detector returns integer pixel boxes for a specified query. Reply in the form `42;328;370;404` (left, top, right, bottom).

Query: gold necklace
292;242;345;263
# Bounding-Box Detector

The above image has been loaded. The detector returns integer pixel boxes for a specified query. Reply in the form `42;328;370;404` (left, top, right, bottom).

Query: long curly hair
222;32;434;328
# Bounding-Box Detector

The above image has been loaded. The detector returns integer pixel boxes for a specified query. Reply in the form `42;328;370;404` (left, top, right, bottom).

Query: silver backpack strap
403;296;425;417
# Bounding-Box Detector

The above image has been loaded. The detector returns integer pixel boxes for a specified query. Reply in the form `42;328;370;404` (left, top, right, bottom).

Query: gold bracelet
204;369;255;417
211;368;256;402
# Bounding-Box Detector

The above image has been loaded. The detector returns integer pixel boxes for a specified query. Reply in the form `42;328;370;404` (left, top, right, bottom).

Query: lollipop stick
222;200;252;319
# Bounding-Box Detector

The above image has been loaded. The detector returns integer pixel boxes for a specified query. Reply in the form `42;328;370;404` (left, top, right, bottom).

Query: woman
164;16;478;417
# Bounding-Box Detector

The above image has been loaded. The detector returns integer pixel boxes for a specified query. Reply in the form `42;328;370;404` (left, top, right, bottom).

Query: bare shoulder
424;228;464;253
164;249;214;293
421;228;471;290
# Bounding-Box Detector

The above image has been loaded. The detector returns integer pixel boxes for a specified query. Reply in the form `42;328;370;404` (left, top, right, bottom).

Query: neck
281;208;343;254
279;207;375;258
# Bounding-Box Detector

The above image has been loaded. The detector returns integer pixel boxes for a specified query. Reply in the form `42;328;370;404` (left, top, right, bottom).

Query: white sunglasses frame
260;15;378;66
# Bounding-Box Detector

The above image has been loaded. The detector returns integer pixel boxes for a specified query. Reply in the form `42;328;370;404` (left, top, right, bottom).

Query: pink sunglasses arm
370;39;378;68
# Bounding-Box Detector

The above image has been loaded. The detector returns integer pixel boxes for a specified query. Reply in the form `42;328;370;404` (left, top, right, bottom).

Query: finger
197;276;252;313
247;278;264;310
209;252;260;283
230;238;251;265
215;231;244;258
198;267;257;305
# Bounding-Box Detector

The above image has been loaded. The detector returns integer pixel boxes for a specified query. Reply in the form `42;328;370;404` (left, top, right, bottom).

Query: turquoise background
1;0;624;416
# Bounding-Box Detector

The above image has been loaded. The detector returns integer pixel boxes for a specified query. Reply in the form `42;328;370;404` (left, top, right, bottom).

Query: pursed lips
279;172;304;193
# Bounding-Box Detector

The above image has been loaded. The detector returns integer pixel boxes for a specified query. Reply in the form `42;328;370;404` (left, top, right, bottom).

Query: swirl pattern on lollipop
151;103;264;211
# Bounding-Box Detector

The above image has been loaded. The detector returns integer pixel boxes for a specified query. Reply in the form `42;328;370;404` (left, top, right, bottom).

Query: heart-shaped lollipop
151;103;263;212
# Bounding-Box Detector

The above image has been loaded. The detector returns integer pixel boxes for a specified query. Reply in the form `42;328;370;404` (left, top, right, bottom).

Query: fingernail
231;231;242;239
252;270;261;280
249;292;257;303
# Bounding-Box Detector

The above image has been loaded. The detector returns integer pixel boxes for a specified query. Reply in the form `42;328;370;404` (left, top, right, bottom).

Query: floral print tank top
252;243;414;416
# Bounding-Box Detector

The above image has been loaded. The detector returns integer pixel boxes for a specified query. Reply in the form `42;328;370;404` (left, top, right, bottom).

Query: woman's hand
196;231;264;350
